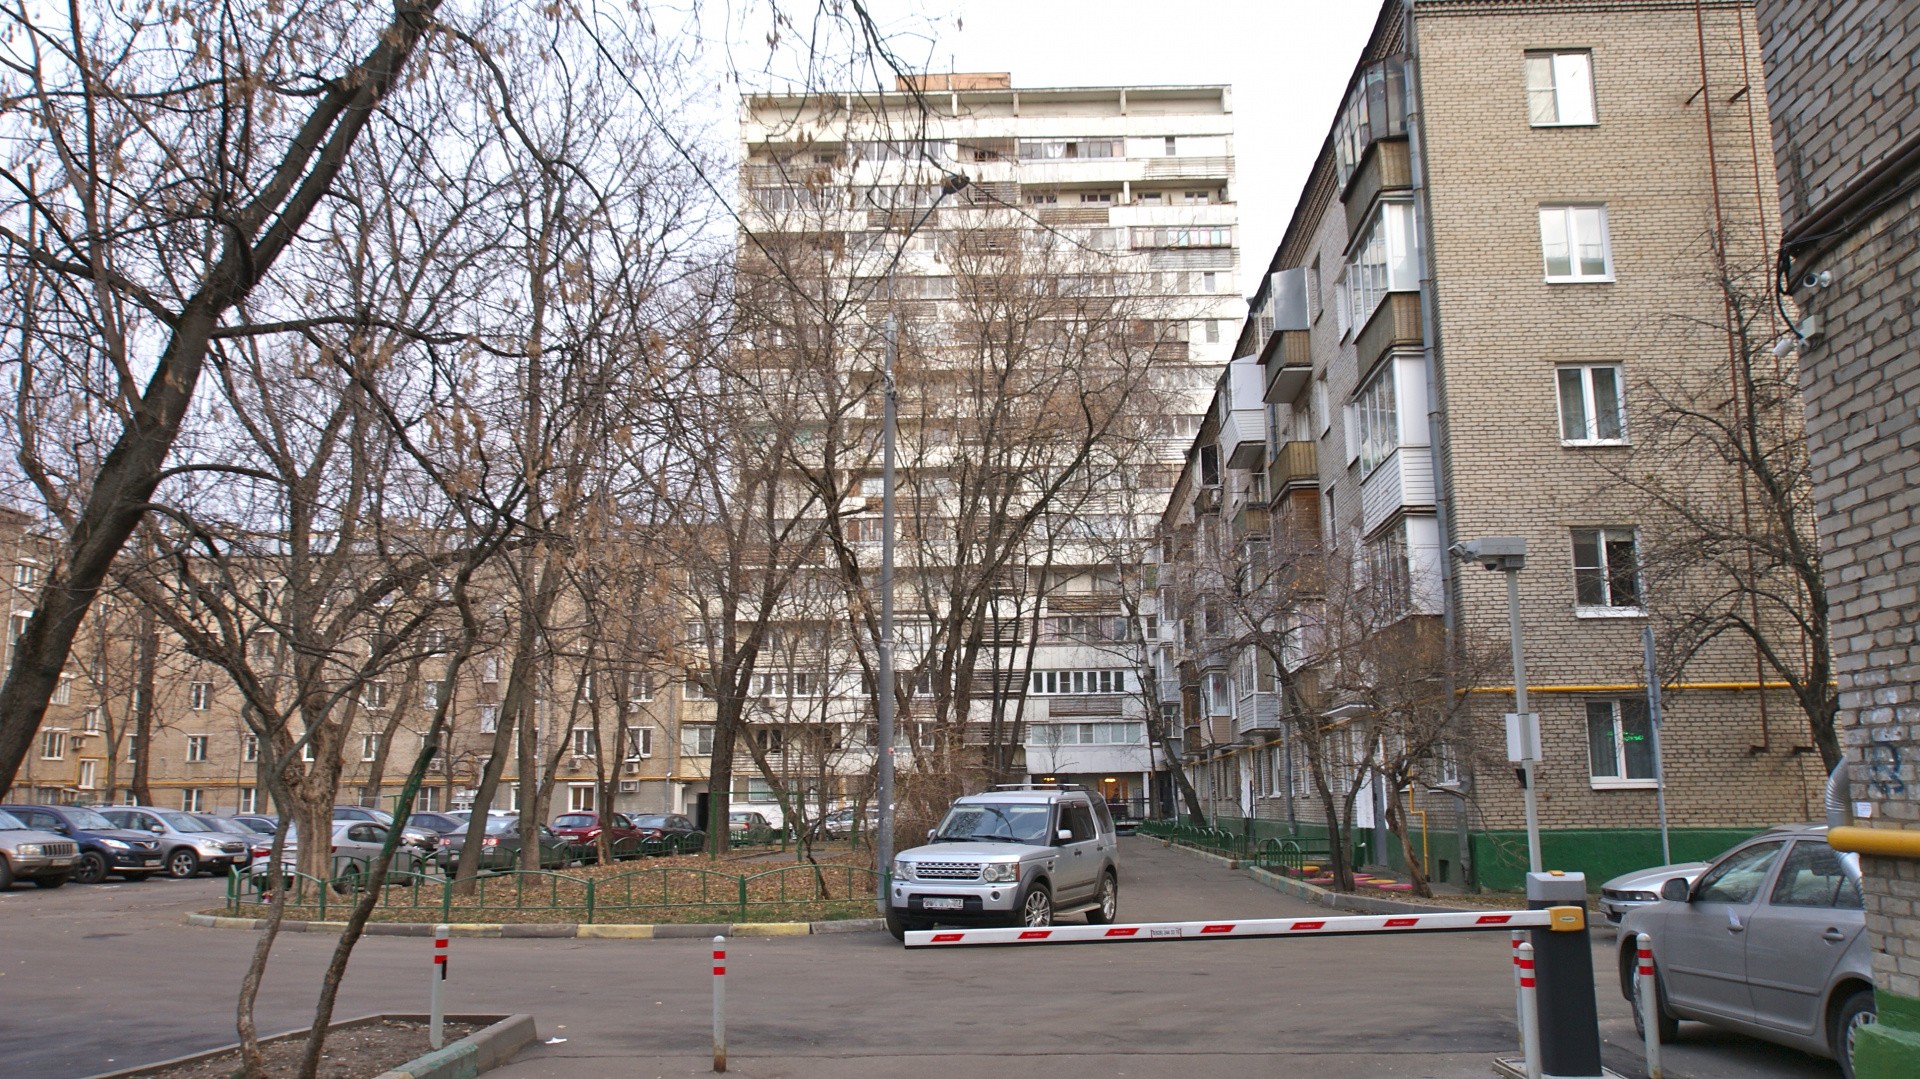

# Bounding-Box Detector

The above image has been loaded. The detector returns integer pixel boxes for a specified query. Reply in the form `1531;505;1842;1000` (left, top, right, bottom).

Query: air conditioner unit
621;761;642;775
618;780;640;794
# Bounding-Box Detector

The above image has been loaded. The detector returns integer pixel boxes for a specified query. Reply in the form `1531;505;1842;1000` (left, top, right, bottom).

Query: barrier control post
1525;871;1603;1078
712;934;726;1073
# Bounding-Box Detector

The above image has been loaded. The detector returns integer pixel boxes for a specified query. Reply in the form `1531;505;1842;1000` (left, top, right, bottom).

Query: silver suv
887;786;1119;941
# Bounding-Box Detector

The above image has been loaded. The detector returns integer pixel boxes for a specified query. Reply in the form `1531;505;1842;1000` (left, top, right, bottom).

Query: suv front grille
44;841;77;859
218;841;245;854
915;861;983;881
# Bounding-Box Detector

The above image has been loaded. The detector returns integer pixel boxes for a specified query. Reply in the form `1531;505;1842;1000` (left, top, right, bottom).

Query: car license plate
51;858;72;867
923;897;964;911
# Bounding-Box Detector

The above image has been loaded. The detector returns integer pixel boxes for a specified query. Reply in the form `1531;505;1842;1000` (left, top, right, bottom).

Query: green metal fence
227;857;879;924
1137;818;1332;872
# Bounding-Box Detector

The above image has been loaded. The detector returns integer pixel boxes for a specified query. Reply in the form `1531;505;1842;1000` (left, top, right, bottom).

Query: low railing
1136;820;1331;872
227;857;879;924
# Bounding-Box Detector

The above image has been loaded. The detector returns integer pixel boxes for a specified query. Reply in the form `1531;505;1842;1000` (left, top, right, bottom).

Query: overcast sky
849;1;1385;295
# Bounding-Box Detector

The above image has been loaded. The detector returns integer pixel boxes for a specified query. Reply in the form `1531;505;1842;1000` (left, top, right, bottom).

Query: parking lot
0;839;1840;1078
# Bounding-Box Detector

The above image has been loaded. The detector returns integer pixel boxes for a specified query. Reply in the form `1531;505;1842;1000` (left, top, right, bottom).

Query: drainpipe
1402;0;1473;888
1823;760;1851;829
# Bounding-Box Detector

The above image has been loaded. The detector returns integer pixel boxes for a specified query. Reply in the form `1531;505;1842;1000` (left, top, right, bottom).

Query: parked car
333;805;435;854
0;808;79;889
432;816;578;872
400;811;467;839
192;815;274;861
627;813;705;855
95;806;250;878
1598;860;1709;927
1;804;165;883
886;785;1120;941
230;815;280;835
550;812;650;859
731;800;784;829
818;805;873;840
249;821;430;893
1619;825;1875;1079
728;810;774;842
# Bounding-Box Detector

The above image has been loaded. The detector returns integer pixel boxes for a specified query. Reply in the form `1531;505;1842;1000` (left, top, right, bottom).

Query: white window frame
237;787;258;814
478;703;499;734
1353;364;1399;477
41;730;65;760
681;724;715;757
1557;364;1628;444
1587;699;1659;788
1346;200;1419;330
362;680;389;710
571;727;598;758
51;674;72;705
1539;204;1613;283
189;680;213;711
1572;527;1644;615
186;735;208;762
624;726;653;760
181;788;205;813
628;671;654;704
242;733;259;763
1525;50;1597;127
361;733;379;762
568;782;595;812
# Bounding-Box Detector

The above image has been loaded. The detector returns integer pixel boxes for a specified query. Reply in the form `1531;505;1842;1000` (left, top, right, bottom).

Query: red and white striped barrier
712;934;727;1074
904;908;1558;948
1636;931;1662;1079
429;923;448;1050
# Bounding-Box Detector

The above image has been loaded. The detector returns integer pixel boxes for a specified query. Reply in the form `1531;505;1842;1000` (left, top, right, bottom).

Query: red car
548;812;650;860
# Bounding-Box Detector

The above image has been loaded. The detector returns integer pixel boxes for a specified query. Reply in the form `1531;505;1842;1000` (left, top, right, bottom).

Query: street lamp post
1452;537;1540;875
875;171;969;909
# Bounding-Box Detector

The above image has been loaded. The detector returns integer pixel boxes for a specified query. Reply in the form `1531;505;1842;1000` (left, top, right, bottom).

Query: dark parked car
432;816;579;872
628;813;705;855
1;804;165;883
550;812;650;859
230;815;280;835
399;811;467;839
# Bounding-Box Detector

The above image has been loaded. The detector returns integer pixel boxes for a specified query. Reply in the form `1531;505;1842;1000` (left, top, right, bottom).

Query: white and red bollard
1516;940;1542;1079
1510;930;1525;1052
1637;932;1662;1079
430;923;449;1049
712;934;727;1073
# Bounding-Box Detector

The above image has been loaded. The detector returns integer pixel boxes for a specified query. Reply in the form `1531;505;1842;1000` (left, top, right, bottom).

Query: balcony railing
1268;440;1318;492
1355;291;1422;380
1343;137;1412;237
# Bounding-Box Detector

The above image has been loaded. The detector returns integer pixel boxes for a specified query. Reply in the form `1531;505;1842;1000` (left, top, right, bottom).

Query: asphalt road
0;839;1840;1078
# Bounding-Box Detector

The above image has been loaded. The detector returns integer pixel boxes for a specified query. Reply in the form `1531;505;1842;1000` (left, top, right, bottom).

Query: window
300;742;316;762
628;671;654;704
1017;138;1120;160
577;673;594;702
1346;200;1420;329
1586;699;1656;786
1131;226;1232;249
189;681;213;711
1556;365;1626;444
82;707;102;733
752;726;785;755
1201;271;1218;293
187;735;208;762
237;787;257;814
1206;672;1231;715
362;681;389;709
1182;190;1212;205
8;611;30;646
1572;528;1642;611
1024;189;1058;205
1027;669;1133;695
421;681;442;710
571;728;598;758
40;730;65;759
1203;320;1220;344
12;562;38;588
51;675;72;705
684;674;711;701
1163;136;1176;156
681;724;715;756
1525;50;1596;126
480;654;501;683
1539;205;1612;282
1032;722;1147;746
361;733;380;761
417;786;440;812
1136;191;1164;206
243;734;259;763
181;789;205;813
1354;366;1399;476
478;704;499;733
1080;191;1114;205
1769;842;1863;909
249;634;273;661
624;727;653;760
1694;841;1785;905
568;783;595;812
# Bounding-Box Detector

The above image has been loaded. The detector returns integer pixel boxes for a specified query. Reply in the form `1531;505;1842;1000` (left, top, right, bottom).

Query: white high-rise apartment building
732;74;1241;817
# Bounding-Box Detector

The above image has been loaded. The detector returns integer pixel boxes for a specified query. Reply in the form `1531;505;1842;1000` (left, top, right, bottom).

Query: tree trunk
130;609;157;804
1383;782;1432;898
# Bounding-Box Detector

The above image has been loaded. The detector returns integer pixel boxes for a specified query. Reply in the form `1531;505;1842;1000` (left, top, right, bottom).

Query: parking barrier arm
903;907;1581;947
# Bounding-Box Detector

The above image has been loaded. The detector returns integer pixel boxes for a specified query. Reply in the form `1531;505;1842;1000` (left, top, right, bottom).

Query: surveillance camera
1772;334;1797;359
1800;270;1833;290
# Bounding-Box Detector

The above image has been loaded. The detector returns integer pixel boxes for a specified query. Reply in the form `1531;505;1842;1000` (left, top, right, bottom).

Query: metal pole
1517;940;1542;1079
712;935;726;1073
876;307;898;910
1506;568;1540;875
1643;626;1672;865
1637;931;1663;1079
430;923;448;1050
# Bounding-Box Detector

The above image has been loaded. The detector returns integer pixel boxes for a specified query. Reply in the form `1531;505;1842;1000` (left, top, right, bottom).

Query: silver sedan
1618;825;1876;1078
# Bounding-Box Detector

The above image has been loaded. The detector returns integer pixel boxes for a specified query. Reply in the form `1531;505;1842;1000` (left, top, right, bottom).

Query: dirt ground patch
127;1018;482;1078
220;850;879;924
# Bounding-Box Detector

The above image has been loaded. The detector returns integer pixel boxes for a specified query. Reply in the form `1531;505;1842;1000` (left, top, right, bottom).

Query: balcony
1141;155;1232;180
1034;206;1111;226
1233;692;1282;737
1046;695;1124;718
1342;137;1411;237
1355;291;1421;380
1231;503;1269;542
1221;356;1265;470
1267;440;1318;492
1261;330;1312;404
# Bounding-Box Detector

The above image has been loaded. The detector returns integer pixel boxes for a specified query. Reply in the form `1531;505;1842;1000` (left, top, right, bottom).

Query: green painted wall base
1854;988;1920;1079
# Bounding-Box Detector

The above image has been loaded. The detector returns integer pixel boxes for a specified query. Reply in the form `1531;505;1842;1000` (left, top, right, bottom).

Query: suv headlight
196;840;226;854
100;838;130;850
982;862;1018;883
892;858;914;882
16;843;43;857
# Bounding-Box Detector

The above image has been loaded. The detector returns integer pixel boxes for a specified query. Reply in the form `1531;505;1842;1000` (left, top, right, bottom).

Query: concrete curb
372;1014;538;1079
80;1012;533;1079
1152;839;1479;916
185;911;885;939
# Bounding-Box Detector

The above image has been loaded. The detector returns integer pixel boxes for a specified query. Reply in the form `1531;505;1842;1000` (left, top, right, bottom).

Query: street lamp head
1450;536;1526;572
